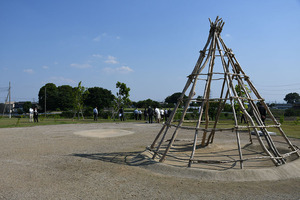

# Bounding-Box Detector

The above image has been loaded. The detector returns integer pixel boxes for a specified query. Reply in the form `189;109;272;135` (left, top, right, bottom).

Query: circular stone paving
74;129;134;138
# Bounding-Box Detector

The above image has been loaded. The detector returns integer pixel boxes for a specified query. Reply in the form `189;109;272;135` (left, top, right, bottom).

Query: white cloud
42;65;49;69
93;33;107;42
70;63;91;69
92;54;103;58
116;66;134;73
225;34;231;37
23;69;34;74
103;67;115;74
49;76;76;84
103;66;134;74
93;33;121;42
105;55;118;64
93;35;101;42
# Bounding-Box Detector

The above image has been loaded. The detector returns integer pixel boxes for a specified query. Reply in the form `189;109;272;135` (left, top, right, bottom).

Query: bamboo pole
215;38;249;168
207;48;231;145
159;73;199;162
229;60;284;164
235;76;284;163
158;33;214;162
188;18;224;166
150;42;210;152
150;17;298;168
246;79;299;157
218;37;281;166
208;90;229;145
201;31;218;146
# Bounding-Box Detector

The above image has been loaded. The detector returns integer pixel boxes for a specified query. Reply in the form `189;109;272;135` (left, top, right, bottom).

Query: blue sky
0;0;300;104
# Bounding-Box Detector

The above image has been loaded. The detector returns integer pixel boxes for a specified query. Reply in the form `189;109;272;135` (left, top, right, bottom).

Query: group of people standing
146;107;171;124
133;108;143;120
92;105;174;123
118;106;172;123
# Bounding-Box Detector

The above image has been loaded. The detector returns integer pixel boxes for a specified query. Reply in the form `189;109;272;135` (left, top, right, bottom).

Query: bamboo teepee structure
149;17;299;169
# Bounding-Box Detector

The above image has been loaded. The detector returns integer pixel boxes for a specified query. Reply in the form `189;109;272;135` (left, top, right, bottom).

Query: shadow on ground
71;151;157;166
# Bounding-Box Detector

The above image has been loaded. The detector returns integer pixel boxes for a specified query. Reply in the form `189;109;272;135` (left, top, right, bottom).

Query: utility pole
9;81;11;118
44;86;46;117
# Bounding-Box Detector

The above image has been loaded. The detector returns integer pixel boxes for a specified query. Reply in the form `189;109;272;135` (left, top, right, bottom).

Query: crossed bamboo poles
149;17;299;169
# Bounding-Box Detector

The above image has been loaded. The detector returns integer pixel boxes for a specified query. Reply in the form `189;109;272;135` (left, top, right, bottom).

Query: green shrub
284;108;300;117
99;110;110;119
16;118;20;126
46;114;61;119
294;117;299;125
61;111;74;118
83;107;93;117
280;115;284;124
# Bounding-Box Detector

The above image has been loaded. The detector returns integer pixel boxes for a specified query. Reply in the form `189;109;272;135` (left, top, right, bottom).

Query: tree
189;95;203;107
113;82;131;119
165;92;188;105
136;99;160;108
73;81;89;120
57;85;75;111
207;101;219;120
84;87;114;110
38;83;58;112
23;101;32;113
284;92;300;104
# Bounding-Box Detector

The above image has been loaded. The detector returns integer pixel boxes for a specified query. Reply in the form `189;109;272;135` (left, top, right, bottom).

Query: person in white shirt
29;107;34;122
160;109;164;121
93;107;98;121
155;107;161;123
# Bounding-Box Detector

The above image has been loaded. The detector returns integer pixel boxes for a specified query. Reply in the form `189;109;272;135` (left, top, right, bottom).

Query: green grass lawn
273;122;300;139
0;117;112;128
181;119;300;139
1;116;299;139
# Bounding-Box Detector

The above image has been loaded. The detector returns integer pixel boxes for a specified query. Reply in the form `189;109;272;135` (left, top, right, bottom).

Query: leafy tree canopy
38;83;58;112
284;92;300;104
23;101;32;113
165;92;187;104
57;85;75;111
136;98;160;108
115;81;131;108
84;87;114;110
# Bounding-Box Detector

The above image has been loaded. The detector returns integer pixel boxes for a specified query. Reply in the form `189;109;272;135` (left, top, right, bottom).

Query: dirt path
0;122;299;199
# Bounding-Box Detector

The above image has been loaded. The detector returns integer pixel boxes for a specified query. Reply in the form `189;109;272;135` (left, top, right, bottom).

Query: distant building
0;101;38;114
0;102;15;114
272;104;293;110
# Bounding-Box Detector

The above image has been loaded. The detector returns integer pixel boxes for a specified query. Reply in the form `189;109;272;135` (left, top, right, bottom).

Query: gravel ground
0;122;299;200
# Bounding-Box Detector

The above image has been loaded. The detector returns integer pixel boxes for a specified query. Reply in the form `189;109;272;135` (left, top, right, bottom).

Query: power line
258;88;300;92
254;83;300;88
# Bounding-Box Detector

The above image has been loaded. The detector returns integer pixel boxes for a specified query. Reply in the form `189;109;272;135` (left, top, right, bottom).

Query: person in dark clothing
144;108;148;121
134;109;138;120
258;103;266;124
147;106;153;124
33;107;38;123
119;107;124;121
241;113;246;123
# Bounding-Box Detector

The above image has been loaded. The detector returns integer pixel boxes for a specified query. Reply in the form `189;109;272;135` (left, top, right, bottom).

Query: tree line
28;81;299;119
36;84;189;114
38;82;115;112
